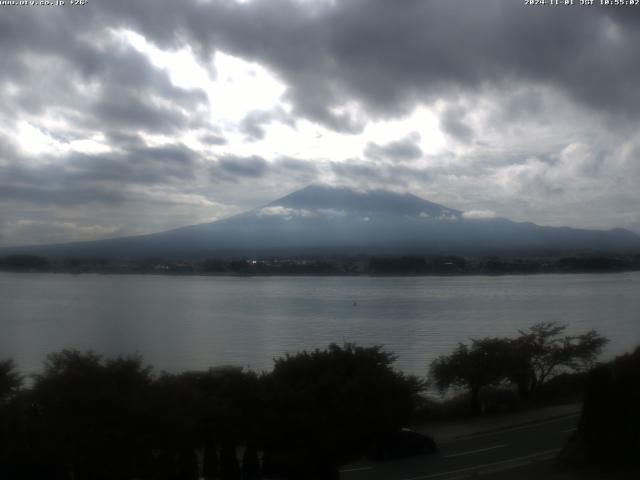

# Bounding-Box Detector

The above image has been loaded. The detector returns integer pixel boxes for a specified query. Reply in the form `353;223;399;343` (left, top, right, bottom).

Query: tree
430;323;610;414
241;443;260;480
429;338;511;414
507;322;608;398
150;366;262;480
568;346;640;466
263;343;424;473
219;438;241;480
169;366;263;444
31;350;155;480
0;359;23;478
0;359;22;404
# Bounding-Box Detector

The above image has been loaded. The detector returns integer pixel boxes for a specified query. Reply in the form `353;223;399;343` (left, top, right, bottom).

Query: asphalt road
339;414;579;480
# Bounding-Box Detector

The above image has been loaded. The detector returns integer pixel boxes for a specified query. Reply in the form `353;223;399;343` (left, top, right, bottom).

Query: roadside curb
417;404;582;443
406;448;563;479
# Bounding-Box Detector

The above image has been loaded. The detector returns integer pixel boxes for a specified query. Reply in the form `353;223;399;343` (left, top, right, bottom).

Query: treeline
0;344;423;480
428;322;608;415
2;254;640;275
369;255;640;275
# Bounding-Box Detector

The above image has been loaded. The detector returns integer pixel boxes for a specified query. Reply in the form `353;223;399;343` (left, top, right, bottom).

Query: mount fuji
2;185;639;259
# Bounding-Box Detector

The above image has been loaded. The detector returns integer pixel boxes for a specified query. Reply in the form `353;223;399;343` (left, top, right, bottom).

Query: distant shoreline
1;268;639;277
2;252;639;277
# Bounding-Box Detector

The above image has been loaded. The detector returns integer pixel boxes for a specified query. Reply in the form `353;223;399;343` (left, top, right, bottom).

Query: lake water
1;272;639;377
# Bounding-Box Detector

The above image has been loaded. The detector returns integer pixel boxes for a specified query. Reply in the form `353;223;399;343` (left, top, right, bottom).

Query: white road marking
444;443;508;458
562;427;576;433
400;448;561;480
437;413;580;444
339;466;373;473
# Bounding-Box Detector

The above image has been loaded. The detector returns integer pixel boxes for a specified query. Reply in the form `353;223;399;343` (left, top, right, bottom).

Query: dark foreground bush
0;344;423;480
262;343;425;471
563;347;640;467
532;372;587;404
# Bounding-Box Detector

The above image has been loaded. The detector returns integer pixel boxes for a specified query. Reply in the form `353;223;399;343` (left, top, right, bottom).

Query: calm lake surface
1;272;639;377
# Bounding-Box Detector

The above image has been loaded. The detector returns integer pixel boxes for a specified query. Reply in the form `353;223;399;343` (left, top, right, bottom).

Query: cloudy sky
1;0;640;246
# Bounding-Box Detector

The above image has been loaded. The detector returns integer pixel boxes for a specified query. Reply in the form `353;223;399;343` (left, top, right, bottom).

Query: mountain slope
2;185;639;259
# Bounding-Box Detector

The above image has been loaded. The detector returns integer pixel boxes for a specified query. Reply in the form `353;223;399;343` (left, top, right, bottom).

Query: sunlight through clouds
2;0;640;245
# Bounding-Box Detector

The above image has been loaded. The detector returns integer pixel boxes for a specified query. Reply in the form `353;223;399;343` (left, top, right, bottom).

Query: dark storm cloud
239;107;294;141
273;156;320;183
439;107;474;144
0;144;199;207
0;133;20;161
104;131;146;149
67;145;199;184
330;157;436;188
0;184;126;207
83;45;208;133
211;155;320;183
109;0;640;127
0;8;100;80
364;134;423;162
0;8;207;136
200;132;228;146
275;157;318;174
93;145;196;183
501;89;547;122
7;1;640;132
330;160;381;182
216;155;270;179
92;92;189;134
239;110;276;141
